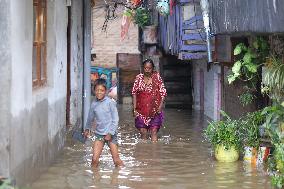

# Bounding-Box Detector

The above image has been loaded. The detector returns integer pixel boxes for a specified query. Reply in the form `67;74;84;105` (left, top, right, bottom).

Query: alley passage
31;106;272;189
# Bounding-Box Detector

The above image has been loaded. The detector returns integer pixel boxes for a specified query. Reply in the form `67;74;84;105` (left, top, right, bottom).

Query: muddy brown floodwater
31;105;272;189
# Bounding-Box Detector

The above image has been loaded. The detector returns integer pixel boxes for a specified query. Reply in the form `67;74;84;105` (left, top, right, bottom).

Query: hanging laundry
156;0;170;16
131;0;142;7
120;11;132;41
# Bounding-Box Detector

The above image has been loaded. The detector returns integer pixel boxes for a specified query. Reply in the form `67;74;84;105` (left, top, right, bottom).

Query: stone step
163;69;189;78
165;101;192;109
164;76;190;82
166;94;192;102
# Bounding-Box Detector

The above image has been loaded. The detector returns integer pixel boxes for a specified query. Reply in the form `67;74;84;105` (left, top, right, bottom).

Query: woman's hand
157;99;164;114
104;134;112;141
157;105;162;114
133;109;138;117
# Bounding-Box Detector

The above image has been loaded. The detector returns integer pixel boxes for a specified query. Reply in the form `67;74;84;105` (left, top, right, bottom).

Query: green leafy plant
238;90;256;106
262;103;284;145
203;111;242;151
267;155;284;188
133;7;151;28
227;37;269;106
239;110;265;148
0;179;16;189
262;102;284;188
271;173;284;189
263;55;284;103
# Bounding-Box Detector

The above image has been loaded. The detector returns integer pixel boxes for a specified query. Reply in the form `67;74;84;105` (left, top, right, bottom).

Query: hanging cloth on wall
120;10;132;41
170;0;175;15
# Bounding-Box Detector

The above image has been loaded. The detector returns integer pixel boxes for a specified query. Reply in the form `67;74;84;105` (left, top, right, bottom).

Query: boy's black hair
142;58;155;68
94;78;107;90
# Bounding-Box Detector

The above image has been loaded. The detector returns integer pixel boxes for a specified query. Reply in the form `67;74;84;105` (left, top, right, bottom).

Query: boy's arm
108;100;119;135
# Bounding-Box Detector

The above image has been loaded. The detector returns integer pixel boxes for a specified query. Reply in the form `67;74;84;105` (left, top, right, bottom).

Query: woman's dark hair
94;78;107;90
142;58;155;68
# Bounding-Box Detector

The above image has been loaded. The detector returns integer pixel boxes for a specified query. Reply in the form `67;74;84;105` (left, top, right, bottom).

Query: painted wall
192;60;221;120
0;0;12;179
91;0;140;68
0;0;83;186
69;0;84;127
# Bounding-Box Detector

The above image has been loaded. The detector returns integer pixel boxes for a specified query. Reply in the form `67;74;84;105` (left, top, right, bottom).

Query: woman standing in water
132;59;167;142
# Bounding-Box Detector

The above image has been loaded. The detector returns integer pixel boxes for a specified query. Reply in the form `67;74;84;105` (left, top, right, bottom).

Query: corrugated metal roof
210;0;284;35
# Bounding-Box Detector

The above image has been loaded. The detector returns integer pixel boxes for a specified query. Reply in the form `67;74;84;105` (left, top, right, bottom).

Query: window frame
33;0;47;87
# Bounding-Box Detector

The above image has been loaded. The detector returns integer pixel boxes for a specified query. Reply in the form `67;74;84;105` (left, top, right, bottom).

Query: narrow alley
31;106;271;189
1;0;284;188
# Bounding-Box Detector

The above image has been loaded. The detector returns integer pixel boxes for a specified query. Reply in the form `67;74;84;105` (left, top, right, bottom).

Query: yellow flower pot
215;145;239;162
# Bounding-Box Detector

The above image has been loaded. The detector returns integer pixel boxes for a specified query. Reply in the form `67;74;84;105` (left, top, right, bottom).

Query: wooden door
117;53;141;104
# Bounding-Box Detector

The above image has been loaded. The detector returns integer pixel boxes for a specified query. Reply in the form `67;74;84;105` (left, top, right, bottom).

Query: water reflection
31;106;272;189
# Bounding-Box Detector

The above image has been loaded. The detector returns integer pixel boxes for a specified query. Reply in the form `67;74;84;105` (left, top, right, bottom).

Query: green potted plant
239;111;265;163
203;111;242;162
132;7;157;44
133;7;151;28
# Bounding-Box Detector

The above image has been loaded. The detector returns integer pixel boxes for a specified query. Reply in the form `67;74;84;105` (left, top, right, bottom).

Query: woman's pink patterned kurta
132;72;167;125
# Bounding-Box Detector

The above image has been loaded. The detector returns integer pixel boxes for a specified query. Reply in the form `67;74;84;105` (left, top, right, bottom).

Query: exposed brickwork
91;4;140;68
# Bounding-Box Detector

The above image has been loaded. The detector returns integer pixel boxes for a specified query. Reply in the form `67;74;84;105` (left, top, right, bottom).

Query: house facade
157;0;220;120
0;0;87;186
155;0;284;120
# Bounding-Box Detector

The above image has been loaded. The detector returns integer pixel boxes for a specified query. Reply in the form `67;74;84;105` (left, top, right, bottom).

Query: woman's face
143;62;153;77
95;85;107;100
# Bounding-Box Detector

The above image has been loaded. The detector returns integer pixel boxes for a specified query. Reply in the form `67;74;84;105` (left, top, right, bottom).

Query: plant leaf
234;44;243;55
244;63;258;73
232;60;242;74
243;52;252;64
227;74;239;84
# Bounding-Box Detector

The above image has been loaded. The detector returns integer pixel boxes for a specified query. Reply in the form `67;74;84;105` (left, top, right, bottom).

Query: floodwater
31;105;272;189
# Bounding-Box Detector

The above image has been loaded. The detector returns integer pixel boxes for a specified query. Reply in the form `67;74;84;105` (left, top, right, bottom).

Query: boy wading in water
84;79;123;167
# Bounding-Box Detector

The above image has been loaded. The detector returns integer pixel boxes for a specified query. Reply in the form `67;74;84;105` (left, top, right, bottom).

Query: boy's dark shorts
94;133;118;145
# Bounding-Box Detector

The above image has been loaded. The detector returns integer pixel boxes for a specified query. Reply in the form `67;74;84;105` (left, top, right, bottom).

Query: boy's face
95;85;106;100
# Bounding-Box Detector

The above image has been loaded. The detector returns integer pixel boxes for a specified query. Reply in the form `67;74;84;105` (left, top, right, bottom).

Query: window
33;0;47;87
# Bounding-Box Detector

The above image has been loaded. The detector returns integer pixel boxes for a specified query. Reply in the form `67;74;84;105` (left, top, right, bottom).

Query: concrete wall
0;0;84;186
0;0;12;179
192;60;221;120
69;0;84;127
91;0;140;68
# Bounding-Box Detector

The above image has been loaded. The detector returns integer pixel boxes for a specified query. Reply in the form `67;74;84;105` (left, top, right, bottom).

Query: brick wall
91;1;140;68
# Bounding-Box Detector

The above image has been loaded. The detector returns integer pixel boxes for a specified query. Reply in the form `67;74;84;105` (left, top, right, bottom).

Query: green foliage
262;102;284;188
263;56;284;103
123;9;133;18
239;111;265;148
238;90;255;106
227;37;269;106
203;111;242;151
262;103;284;145
271;173;284;189
133;7;151;28
0;179;16;189
267;155;284;188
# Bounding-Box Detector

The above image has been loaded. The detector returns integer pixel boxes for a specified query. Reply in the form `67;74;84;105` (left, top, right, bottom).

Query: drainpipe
83;0;91;129
200;0;212;63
